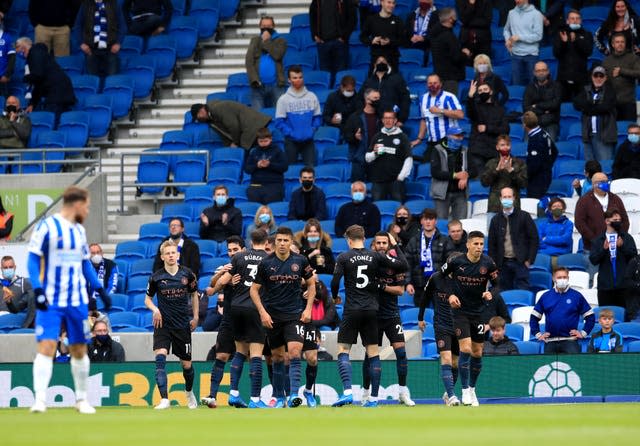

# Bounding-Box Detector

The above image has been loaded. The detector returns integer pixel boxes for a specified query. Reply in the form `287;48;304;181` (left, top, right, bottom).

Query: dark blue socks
441;364;455;397
362;354;370;389
337;352;352;391
394;347;408;386
470;356;482;388
369;355;381;397
249;357;263;398
183;366;194;392
209;358;226;398
458;352;471;388
272;361;286;398
230;353;246;392
155;354;168;398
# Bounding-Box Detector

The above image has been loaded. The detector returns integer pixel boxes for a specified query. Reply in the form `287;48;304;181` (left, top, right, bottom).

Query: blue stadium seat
193;126;225;150
193;239;216;260
556;141;580;160
557;253;588;272
57;54;84;76
414;163;431;182
189;0;220;39
504;323;524;341
116;326;149;333
145;35;177;79
226;72;250;98
421;324;436;343
70;74;100;104
405;182;429;200
280;220;306;234
398;48;424;71
514;341;541;355
531;253;552;272
161;203;195;223
304;70;331;90
183;221;201;240
350;46;370;70
139;222;167;243
468;180;490;202
129;259;155;278
290;13;310;33
270;201;290;225
103;75;135;119
11;328;35;334
210;147;245;169
122;61;156;100
319;219;335;236
505;85;525;112
106;293;129;313
201;257;228;275
627;340;640;352
314;164;345;188
115;241;147;263
545;178;573;198
174;157;207;192
593;306;626;323
28;111;56;147
58;111;90;148
83;94;113;139
405;199;435;215
169;16;199;59
0;313;26;332
109;311;140;329
565;122;583;145
324;182;352;199
529;271;553;294
283;50;316;71
208;165;242;186
421;341;438;359
184;185;214;209
120;35;144;56
554;159;585;180
136;153;169;194
322;144;349;164
314;126;341;152
218;0;240;21
615;322;640;342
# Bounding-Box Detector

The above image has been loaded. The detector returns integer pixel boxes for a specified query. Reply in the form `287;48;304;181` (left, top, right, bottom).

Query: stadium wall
1;355;638;407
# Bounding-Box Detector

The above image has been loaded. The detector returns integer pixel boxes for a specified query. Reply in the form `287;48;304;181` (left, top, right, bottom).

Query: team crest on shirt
393;138;400;145
181;277;188;285
437;340;445;348
566;299;572;304
479;267;487;275
291;263;300;272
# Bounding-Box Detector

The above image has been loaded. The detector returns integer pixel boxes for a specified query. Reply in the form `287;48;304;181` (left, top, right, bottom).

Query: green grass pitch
1;403;639;446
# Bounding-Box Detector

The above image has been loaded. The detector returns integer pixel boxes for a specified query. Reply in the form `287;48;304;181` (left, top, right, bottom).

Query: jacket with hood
503;3;544;56
359;67;411;123
275;86;322;141
199;198;243;242
537;213;574;256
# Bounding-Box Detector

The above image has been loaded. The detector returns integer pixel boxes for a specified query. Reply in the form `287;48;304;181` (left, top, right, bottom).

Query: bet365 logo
528;361;582;397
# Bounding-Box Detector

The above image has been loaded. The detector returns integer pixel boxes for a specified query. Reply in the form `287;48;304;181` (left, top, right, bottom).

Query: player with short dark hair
250;226;316;408
361;231;415;406
145;240;199;410
331;225;408;408
200;237;246;408
440;231;499;406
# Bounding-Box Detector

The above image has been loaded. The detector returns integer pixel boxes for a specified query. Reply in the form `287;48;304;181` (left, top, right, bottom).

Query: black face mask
396;216;408;225
5;105;17;114
375;63;388;72
370;99;380;109
169;233;182;240
478;92;491;103
610;221;623;232
95;334;110;344
302;180;313;189
260;28;274;35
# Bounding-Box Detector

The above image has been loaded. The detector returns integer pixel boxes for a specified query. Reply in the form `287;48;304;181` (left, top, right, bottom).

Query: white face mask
91;254;103;265
342;90;355;98
555;278;569;290
477;63;489;73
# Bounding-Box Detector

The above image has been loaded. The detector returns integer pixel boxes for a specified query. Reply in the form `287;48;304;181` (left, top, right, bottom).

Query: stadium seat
405;200;435;215
161;203;195;223
290;13;310;33
610;178;640;198
529;271;552;294
226;72;251;98
136;153;169;194
128;259;155;279
314;164;345;189
189;0;220;39
504;323;524;341
139;222;167;243
103;75;135;119
627;340;640;353
70;74;100;104
313;126;341;152
83;94;113;139
322;144;349;164
115;241;147;263
557;253;588;272
414;163;431;182
200;257;227;275
58;111;90;148
116;326;149;333
145;35;177;79
502;290;534;314
405;182;429;201
126;276;151;297
57;54;84;76
283;50;316;71
122;61;156;100
556;141;580;160
332;68;368;89
514;341;541;355
196;239;218;260
174;157;207;192
10;328;35;334
593;306;626;323
169;16;199;59
304;70;331;90
568;270;590;290
106;293;129;313
545;178;573;198
0;313;26;332
269;201;290;225
280;220;305;234
615;322;640;342
554;159;585;180
120;35;144;56
184;185;214;209
210;147;245;169
109;311;140;329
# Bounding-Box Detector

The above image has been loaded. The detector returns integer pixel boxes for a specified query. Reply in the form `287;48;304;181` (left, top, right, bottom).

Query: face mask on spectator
569;24;581;30
259;213;271;224
501;198;513;209
215;195;228;206
2;268;15;280
307;236;320;243
90;255;102;265
352;192;365;202
477;63;489;73
555;278;569;290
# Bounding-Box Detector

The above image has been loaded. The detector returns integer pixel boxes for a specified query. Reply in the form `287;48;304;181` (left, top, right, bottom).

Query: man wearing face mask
603;32;640;122
288;166;328;221
488;186;539;291
0;255;35;328
245;15;287;110
152;218;201;277
612;123;640;180
344;88;381;182
590;209;637;309
88;244;118;311
430;8;471;96
366;110;412;202
466;81;510;177
359;55;410;126
430;126;475;219
323;75;359;131
88;320;125;362
360;0;405;70
480;135;528;213
553;10;593;102
530;266;595;354
334;181;381;238
523;61;562;142
199;185;243;242
405;0;438;66
244;127;288;205
0;96;32;152
522;111;557;199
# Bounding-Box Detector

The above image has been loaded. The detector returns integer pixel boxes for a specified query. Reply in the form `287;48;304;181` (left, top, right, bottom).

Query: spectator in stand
245;205;278;246
334;181;381;238
523;61;562;142
553;9;594;102
344;88;381;182
0;96;31;151
323;75;359;131
572;159;601;197
28;0;76;56
75;0;125;86
360;0;405;70
87;320;125;362
387;204;420;248
483;316;519;356
481;294;511;334
480;135;528;213
88;244;118;310
0;197;12;241
1;255;35;328
309;0;356;89
430;125;474;219
405;208;451;307
522;111;557;199
587;308;624;352
572;66;618;162
191;101;271;150
405;0;438;66
466;80;510;176
589;209;637;308
574;172;629;280
537;197;574;259
456;0;492;65
624;253;640;321
503;0;544;86
594;0;640;56
602;32;640;122
295;218;335;275
122;0;173;37
530;266;595;354
288;166;328;221
446;219;467;254
471;54;509;106
246;15;287;110
411;73;464;160
612;123;640;180
365;109;413;202
15;37;76;125
430;7;471;96
488;186;539;291
0;22;15;98
244;127;288;205
359;55;411;126
309;278;339;330
152;218;201;277
275;65;322;167
199;185;243;242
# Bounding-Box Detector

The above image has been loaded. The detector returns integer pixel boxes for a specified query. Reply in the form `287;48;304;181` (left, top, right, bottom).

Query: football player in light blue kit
28;186;111;414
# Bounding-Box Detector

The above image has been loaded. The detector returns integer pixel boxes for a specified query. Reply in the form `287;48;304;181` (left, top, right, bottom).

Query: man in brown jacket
480;135;528;213
574;172;629;282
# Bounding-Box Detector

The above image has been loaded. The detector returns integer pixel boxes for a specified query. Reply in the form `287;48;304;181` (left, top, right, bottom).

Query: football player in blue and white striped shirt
27;186;111;414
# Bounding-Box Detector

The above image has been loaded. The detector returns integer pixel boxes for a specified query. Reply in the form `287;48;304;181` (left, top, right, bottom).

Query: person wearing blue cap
430;125;475;219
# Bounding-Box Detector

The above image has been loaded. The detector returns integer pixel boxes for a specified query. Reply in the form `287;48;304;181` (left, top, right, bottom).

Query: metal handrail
0;147;102;174
119;149;210;214
13;166;99;242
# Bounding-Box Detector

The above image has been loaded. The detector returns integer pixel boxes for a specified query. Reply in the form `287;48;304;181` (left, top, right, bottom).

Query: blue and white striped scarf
94;1;107;49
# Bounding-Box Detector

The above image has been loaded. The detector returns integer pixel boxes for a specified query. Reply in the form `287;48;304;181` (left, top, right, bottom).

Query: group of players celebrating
27;186;498;412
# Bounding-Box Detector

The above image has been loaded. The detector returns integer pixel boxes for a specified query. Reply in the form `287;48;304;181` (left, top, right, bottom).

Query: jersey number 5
356;265;369;289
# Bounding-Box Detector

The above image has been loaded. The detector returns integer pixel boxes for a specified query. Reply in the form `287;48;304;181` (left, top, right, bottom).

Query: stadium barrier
1;354;638;407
